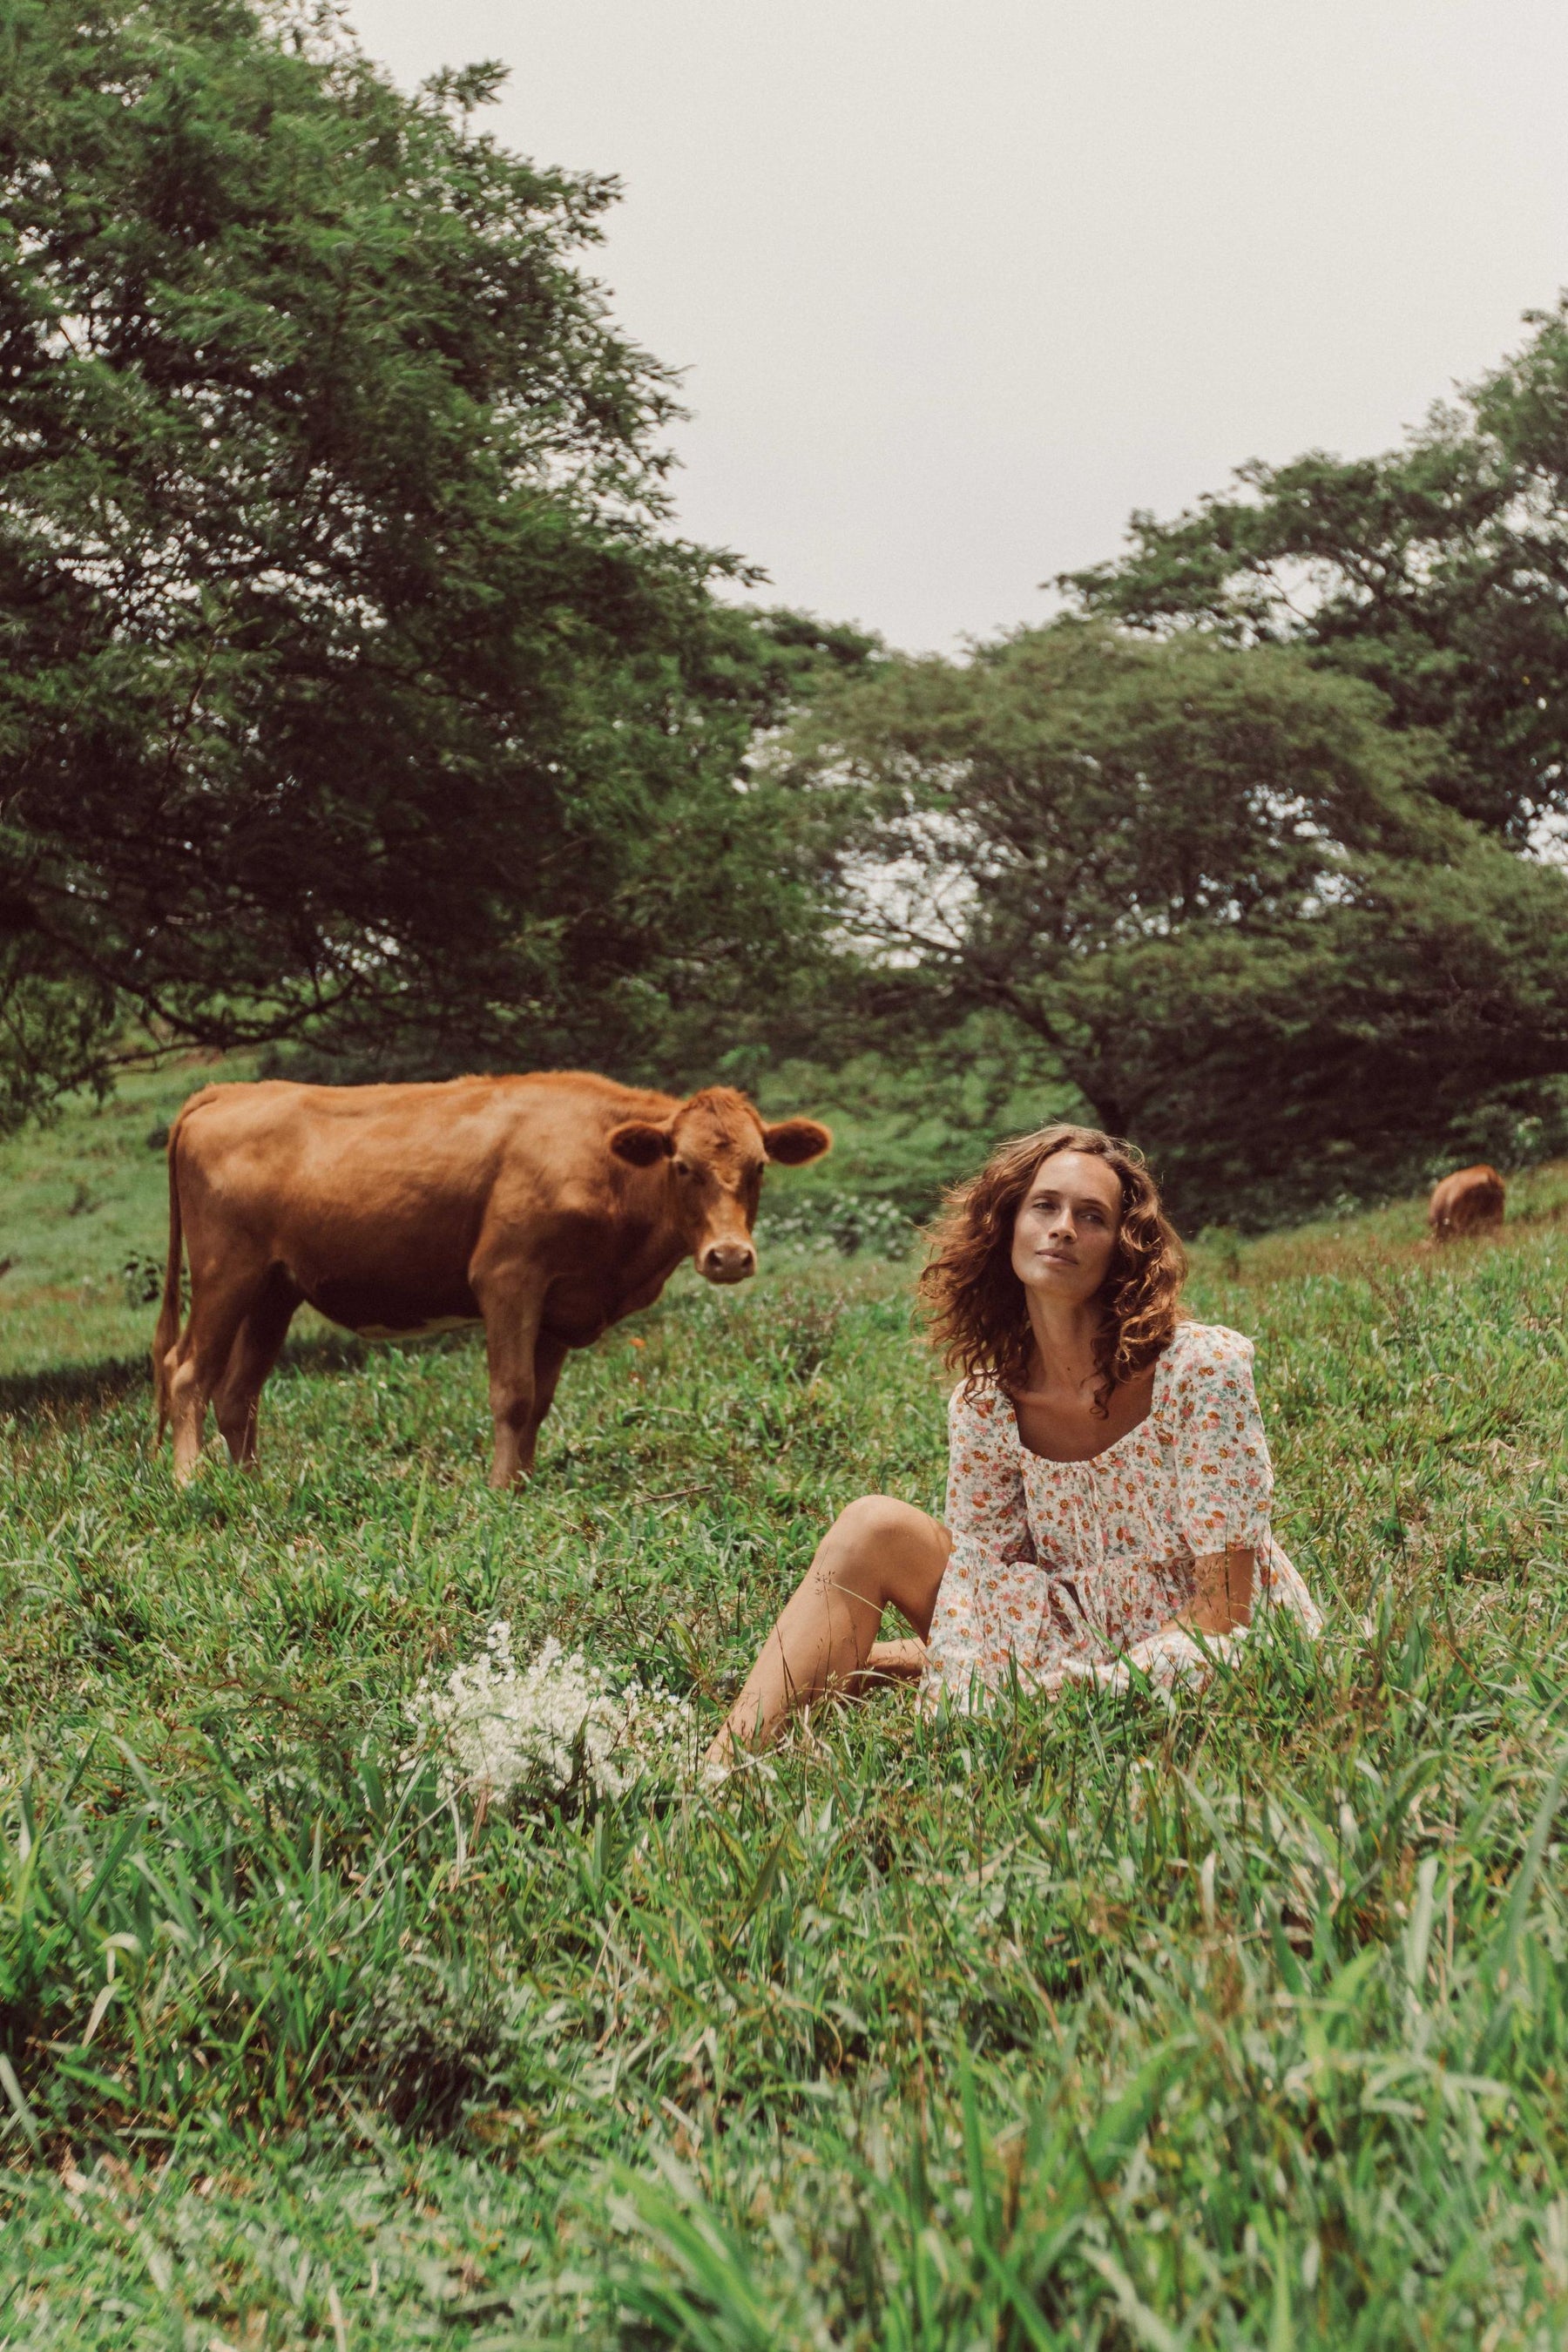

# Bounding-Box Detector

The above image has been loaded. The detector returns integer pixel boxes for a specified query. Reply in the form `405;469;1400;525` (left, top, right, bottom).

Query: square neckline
1008;1332;1178;1468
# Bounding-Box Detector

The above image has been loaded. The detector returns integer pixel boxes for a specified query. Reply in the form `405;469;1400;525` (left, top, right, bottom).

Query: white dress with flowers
922;1321;1321;1707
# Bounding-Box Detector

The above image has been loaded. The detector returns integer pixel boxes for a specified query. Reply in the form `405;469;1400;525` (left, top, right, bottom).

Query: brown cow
1428;1162;1506;1244
152;1073;830;1487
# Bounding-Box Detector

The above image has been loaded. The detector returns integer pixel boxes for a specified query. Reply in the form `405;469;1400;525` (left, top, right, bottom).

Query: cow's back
1429;1162;1506;1239
172;1073;674;1330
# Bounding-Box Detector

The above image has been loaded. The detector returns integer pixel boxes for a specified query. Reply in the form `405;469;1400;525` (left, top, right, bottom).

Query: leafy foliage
0;0;860;1125
1060;295;1568;844
785;622;1568;1218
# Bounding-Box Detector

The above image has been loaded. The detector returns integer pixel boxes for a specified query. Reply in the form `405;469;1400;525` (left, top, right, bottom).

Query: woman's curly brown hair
919;1125;1186;1415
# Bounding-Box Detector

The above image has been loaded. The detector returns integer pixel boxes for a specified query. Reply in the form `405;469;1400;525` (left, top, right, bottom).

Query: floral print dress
922;1321;1321;1707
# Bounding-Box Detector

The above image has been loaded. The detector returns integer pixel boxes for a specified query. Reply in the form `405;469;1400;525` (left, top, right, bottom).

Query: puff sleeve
943;1378;1035;1574
1160;1326;1274;1556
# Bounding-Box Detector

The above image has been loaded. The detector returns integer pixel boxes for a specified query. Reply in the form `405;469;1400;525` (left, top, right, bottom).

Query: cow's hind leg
166;1260;267;1484
212;1271;301;1469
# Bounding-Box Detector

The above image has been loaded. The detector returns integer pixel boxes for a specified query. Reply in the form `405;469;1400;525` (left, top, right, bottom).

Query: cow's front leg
477;1281;547;1489
522;1331;569;1475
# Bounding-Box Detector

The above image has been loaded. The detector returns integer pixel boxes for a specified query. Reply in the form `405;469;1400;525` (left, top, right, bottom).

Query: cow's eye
674;1158;691;1177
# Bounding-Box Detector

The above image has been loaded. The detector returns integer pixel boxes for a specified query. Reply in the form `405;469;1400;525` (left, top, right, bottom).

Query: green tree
784;623;1568;1217
1059;297;1568;845
0;0;853;1127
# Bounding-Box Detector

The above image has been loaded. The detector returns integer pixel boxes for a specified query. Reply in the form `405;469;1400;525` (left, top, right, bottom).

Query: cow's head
608;1086;831;1284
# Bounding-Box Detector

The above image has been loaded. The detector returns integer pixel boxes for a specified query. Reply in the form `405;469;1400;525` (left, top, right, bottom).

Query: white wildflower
406;1623;696;1807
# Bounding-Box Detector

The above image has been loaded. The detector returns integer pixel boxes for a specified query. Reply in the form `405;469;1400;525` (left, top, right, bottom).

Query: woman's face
1010;1149;1123;1309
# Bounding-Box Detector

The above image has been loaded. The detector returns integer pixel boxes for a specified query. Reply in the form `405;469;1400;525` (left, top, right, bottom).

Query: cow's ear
762;1118;832;1166
609;1119;675;1166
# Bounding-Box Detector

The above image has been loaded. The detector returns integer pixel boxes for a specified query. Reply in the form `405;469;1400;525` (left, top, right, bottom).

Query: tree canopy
1059;298;1568;847
784;623;1568;1218
8;0;1564;1220
0;0;858;1126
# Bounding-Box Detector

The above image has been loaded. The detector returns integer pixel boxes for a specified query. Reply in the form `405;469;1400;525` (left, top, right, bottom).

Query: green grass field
4;1077;1568;2345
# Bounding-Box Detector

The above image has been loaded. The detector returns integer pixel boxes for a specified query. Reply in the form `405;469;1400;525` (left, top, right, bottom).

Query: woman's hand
1178;1547;1254;1638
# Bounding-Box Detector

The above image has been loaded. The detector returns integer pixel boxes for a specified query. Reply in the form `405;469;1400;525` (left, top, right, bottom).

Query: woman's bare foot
848;1636;929;1693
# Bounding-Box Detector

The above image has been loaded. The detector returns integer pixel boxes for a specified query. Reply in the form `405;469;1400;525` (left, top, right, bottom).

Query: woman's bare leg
706;1496;950;1766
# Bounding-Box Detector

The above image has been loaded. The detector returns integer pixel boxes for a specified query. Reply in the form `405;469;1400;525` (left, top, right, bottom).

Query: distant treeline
4;0;1568;1224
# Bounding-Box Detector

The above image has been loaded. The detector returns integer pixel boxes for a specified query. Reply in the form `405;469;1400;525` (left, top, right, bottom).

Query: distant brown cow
1428;1163;1506;1245
152;1074;831;1486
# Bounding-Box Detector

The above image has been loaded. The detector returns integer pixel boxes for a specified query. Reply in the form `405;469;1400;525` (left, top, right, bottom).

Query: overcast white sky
350;1;1568;654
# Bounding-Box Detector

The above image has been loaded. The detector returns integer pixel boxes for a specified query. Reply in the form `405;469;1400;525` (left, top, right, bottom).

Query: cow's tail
152;1098;199;1439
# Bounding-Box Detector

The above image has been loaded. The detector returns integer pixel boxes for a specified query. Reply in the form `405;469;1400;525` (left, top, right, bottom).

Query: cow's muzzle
699;1240;757;1285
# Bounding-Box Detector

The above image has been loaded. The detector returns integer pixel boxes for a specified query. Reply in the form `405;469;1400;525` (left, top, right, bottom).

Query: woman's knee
830;1493;929;1557
821;1498;949;1636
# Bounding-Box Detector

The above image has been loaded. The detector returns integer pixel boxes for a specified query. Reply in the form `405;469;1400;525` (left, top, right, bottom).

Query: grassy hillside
3;1084;1568;2345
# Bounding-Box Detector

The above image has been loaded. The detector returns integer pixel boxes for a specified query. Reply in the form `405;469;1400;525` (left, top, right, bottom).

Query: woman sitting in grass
706;1125;1321;1766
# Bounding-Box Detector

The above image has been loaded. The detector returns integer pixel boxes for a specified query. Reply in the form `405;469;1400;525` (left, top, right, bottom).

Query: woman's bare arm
1179;1546;1254;1636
